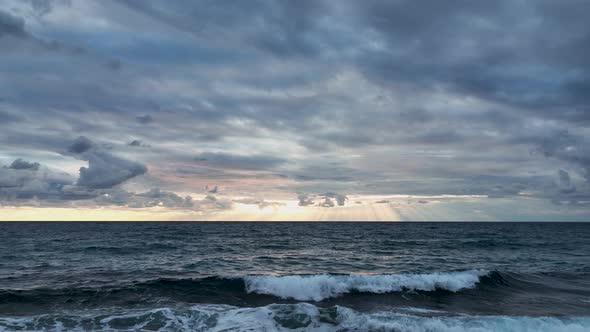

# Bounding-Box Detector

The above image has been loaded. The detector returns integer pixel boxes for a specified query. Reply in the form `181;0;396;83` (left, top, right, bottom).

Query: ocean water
0;222;589;332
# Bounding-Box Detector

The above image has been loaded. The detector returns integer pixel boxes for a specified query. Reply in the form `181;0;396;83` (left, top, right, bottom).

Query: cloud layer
1;0;589;217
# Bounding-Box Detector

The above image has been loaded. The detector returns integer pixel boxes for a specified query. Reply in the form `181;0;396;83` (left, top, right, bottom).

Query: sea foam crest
243;270;486;301
2;304;589;332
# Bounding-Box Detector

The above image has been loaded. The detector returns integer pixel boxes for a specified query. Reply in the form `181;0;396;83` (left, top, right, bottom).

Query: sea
0;222;589;331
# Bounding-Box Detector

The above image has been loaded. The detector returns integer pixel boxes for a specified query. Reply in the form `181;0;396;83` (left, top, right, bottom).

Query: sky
0;0;589;221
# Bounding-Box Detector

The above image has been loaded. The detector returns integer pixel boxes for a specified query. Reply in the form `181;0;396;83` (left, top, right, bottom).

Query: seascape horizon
2;0;590;330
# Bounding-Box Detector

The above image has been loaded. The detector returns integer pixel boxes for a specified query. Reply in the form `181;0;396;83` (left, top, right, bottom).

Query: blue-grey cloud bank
0;0;589;219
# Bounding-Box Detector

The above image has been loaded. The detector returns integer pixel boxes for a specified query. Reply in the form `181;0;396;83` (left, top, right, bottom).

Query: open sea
0;222;589;331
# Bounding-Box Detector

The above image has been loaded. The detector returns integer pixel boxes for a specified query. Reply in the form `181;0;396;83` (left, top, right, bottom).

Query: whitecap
243;270;486;301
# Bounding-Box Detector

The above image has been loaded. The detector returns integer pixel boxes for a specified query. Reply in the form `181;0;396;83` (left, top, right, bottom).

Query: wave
0;271;488;305
3;270;588;312
1;303;589;332
243;270;487;301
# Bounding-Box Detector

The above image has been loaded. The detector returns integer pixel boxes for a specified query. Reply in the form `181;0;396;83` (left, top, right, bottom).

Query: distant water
1;222;589;331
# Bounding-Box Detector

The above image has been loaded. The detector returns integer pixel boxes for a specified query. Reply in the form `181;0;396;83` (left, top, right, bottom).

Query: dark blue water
1;222;589;331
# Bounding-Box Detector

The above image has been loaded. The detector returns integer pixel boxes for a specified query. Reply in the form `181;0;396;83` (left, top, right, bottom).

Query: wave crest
244;270;486;301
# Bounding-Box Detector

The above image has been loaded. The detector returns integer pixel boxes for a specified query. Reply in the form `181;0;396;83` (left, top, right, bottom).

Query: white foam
335;307;590;332
397;307;448;314
243;270;486;301
2;304;589;332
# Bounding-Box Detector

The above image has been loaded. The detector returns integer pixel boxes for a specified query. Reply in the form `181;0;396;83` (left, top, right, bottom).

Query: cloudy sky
1;0;589;221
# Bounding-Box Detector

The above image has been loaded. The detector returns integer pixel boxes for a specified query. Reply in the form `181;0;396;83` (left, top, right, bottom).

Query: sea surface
0;222;589;331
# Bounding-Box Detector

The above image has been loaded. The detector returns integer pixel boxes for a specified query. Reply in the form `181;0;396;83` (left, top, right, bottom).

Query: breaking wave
0;271;490;305
243;270;487;301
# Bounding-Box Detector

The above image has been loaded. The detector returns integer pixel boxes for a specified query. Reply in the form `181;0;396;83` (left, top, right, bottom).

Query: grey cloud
8;159;40;171
195;152;287;171
303;132;377;150
320;196;335;207
106;59;123;71
132;188;193;208
136;114;154;124
94;188;228;210
91;186;235;211
0;161;205;210
297;193;314;206
291;164;361;182
356;0;590;124
1;0;590;214
233;198;284;209
76;150;147;189
93;189;133;206
0;110;25;123
407;130;464;145
359;175;535;198
1;134;150;201
537;130;590;181
321;192;348;206
249;0;329;58
296;191;348;207
116;0;329;58
173;165;285;183
197;194;233;210
129;140;142;147
0;159;74;200
68;136;94;154
65;136;148;189
0;10;27;38
557;169;576;194
0;7;121;73
27;0;71;16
